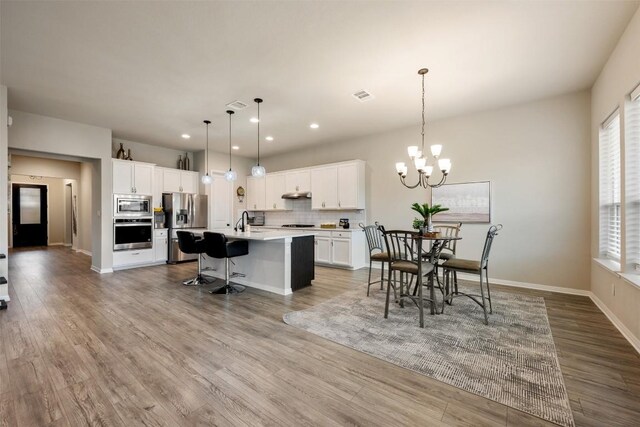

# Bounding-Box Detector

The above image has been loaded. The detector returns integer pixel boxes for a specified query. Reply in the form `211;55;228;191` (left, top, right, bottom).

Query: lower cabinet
314;230;366;270
154;229;168;263
113;249;154;268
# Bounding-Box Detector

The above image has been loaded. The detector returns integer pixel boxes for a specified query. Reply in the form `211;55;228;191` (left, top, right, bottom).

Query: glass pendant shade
395;162;406;174
424;165;434;177
430;144;442;157
438;158;451;173
224;170;237;182
201;174;213;185
407;146;419;159
251;165;266;177
414;157;427;171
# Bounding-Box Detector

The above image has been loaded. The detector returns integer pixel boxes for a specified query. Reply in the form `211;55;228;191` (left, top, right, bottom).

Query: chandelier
395;68;451;189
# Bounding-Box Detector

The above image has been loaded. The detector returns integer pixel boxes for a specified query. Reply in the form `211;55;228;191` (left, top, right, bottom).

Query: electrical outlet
611;282;616;296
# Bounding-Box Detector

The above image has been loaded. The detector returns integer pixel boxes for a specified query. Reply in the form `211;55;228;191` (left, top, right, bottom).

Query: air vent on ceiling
353;90;374;102
226;100;248;110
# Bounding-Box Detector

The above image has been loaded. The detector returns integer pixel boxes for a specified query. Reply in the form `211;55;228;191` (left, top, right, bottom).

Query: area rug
283;282;574;427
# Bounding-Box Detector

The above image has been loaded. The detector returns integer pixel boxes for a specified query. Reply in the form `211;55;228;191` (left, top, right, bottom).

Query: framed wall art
431;181;491;223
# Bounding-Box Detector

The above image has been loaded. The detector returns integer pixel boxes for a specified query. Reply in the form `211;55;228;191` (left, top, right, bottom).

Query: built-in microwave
114;194;152;218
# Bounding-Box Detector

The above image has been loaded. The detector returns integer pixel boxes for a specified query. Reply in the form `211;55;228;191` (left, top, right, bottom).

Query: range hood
281;191;312;200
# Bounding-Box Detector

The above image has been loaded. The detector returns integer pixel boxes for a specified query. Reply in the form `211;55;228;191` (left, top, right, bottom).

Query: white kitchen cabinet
284;170;311;193
265;173;291;211
154;229;168;263
162;168;199;194
313;230;366;270
112;160;154;195
153;167;164;208
315;236;332;264
246;176;266;211
310;167;338;210
113;249;154;268
337;162;365;209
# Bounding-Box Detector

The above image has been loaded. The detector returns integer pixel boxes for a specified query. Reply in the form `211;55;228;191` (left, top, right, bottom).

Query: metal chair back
381;229;422;264
433;222;462;255
359;222;385;256
480;224;502;269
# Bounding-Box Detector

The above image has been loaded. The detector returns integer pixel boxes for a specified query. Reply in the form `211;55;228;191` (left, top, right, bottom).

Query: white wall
112;138;194;169
262;91;591;291
79;162;93;254
590;7;640;349
0;86;9;302
7;110;113;272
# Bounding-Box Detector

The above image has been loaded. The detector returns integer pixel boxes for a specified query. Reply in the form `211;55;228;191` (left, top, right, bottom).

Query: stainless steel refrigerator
163;193;208;263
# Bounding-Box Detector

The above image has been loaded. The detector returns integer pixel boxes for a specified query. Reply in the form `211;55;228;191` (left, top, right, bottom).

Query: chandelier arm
399;174;424;189
425;173;447;188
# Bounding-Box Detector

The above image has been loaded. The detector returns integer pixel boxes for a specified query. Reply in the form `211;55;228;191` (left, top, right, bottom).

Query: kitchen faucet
235;210;250;232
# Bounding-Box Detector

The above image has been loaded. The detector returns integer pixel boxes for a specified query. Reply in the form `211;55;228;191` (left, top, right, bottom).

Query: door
181;171;198;194
153;167;164;208
265;174;287;210
247;176;266;211
210;175;231;228
332;238;352;266
337;163;358;209
12;184;48;247
163;169;181;193
190;195;208;228
154;237;168;262
311;167;338;209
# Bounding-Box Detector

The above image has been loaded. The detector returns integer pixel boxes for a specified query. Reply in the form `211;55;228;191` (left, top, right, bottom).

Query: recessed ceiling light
265;136;274;141
181;134;190;139
250;117;260;123
232;145;240;150
310;123;319;129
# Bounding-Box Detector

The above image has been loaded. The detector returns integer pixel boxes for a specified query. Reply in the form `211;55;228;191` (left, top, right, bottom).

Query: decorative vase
116;143;125;159
427;214;434;232
184;152;190;171
127;149;133;161
177;155;183;170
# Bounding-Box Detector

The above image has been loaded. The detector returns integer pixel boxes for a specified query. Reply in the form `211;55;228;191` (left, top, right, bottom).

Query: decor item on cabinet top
184;152;190;171
395;68;452;189
177;154;183;170
116;142;125;159
127;149;133;161
224;110;237;182
251;98;266;177
411;202;449;233
202;120;213;185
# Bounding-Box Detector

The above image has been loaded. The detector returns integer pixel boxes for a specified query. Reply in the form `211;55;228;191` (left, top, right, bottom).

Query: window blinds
600;113;621;259
625;91;640;265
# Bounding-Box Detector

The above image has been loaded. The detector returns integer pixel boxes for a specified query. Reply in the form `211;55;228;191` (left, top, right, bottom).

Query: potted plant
411;202;449;233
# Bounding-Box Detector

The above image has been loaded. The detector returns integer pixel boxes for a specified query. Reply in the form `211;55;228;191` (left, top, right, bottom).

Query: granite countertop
193;228;317;241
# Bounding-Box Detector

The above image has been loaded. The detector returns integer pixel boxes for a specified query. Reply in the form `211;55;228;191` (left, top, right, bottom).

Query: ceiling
1;1;638;157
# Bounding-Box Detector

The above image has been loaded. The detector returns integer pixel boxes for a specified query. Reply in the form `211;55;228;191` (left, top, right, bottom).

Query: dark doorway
12;183;48;247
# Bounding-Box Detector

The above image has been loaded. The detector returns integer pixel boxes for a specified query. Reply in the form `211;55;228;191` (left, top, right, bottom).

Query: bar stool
176;231;213;286
203;232;249;294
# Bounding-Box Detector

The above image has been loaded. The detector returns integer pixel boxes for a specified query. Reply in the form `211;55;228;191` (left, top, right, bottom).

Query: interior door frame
206;170;234;229
11;182;50;247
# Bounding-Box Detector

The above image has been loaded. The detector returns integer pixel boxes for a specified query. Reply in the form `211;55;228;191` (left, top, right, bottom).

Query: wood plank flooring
0;246;639;426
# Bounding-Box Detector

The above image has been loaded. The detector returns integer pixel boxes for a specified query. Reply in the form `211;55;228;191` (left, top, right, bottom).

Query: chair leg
399;273;405;308
367;260;373;296
418;274;424;328
485;267;493;314
380;262;385;290
429;271;436;316
454;271;459;294
479;270;489;325
384;267;392;319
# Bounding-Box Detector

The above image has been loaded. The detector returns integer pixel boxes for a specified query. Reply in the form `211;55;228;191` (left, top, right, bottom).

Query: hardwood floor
1;246;639;426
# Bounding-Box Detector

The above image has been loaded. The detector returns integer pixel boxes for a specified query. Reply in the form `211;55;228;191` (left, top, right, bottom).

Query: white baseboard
48;242;64;246
91;265;113;274
76;249;91;257
589;293;640;354
0;295;10;302
455;273;592;296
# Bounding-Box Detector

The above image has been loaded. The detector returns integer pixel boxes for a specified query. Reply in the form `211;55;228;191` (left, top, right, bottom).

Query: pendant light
395;68;452;189
251;98;266;177
224;110;237;182
201;120;213;185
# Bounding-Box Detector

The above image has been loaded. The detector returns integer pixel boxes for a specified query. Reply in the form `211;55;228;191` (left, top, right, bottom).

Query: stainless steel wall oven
113;218;153;250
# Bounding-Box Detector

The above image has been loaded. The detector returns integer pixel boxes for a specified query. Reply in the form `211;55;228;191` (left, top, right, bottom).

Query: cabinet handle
296;185;299;191
338;201;341;207
273;203;276;209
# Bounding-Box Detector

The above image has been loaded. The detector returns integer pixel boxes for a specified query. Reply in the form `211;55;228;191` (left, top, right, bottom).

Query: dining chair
381;229;437;328
426;222;462;295
441;224;502;325
360;222;390;296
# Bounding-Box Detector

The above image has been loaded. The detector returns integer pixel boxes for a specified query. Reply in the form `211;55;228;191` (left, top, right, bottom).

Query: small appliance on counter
320;222;337;229
339;218;350;229
153;208;165;229
247;213;264;226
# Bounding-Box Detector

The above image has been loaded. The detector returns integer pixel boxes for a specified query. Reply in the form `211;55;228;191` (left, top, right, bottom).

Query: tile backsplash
262;199;366;227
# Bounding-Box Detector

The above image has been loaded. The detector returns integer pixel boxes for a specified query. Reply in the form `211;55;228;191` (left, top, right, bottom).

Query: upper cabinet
311;161;365;210
284;170;311;193
311;167;338;210
161;168;198;194
112;159;154;195
245;160;365;211
265;173;292;211
246;176;266;211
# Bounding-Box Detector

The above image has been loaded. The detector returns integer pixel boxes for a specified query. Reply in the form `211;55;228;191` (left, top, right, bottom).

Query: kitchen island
194;228;316;295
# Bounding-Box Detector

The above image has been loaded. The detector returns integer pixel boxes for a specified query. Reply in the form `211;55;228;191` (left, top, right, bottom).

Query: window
599;112;621;259
625;85;640;266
